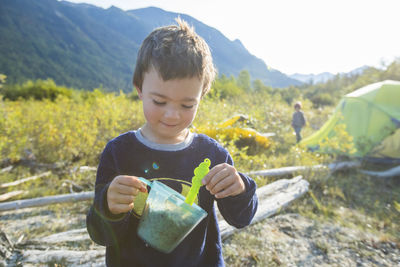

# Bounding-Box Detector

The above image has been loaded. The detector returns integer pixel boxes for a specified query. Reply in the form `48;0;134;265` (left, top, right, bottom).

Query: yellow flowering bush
0;90;144;164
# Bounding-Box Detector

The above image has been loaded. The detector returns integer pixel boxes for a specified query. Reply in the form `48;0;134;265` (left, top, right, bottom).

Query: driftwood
0;162;372;266
62;179;85;193
6;158;66;171
0;171;51;188
360;165;400;178
76;166;97;172
0;166;13;173
19;249;106;267
6;176;309;266
0;190;26;202
247;161;360;177
38;229;89;244
0;161;356;211
26;176;308;245
0;192;94;212
220;175;309;239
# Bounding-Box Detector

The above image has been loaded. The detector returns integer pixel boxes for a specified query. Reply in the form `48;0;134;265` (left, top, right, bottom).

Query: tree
237;70;251;92
311;93;334;107
382;58;400;81
210;75;243;99
253;79;272;94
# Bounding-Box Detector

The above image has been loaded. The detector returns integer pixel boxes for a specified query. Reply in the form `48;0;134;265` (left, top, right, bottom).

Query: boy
86;18;258;267
291;102;306;143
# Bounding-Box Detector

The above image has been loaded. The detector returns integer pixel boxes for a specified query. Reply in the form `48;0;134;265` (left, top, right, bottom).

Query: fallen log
8;158;65;171
247;161;360;177
220;175;309;239
76;166;97;172
0;161;354;212
26;176;308;246
0;172;311;213
6;176;309;265
0;171;51;188
0;192;93;212
0;166;13;173
38;229;89;244
359;165;400;178
248;165;318;177
19;249;106;267
0;190;26;202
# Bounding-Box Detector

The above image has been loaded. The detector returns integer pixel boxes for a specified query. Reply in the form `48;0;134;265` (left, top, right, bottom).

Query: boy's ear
135;85;143;99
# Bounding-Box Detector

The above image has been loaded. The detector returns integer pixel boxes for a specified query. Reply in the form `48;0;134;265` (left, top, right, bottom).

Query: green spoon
185;158;211;205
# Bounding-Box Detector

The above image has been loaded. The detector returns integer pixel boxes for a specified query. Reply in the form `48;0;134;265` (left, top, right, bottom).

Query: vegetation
301;58;400;107
0;60;399;264
1;78;73;101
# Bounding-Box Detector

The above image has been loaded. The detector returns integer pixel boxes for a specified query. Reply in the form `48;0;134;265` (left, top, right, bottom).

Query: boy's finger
117;194;136;204
208;174;232;195
215;183;241;198
116;184;138;195
202;164;225;185
116;175;147;191
204;166;231;191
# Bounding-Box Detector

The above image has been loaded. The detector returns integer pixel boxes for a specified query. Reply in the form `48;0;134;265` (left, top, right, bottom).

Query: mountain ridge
290;65;370;84
0;0;301;91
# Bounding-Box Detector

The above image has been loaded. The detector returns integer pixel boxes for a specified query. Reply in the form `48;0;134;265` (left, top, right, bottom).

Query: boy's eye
153;100;166;106
182;104;194;109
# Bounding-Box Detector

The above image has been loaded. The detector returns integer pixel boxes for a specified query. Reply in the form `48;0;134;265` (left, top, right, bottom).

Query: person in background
291;101;306;143
86;18;258;267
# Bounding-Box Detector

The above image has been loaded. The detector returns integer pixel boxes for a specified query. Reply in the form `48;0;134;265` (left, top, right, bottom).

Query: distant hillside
0;0;301;91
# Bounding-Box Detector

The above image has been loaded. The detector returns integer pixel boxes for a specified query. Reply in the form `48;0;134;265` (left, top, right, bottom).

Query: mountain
290;72;335;84
0;0;300;92
347;65;369;76
290;65;370;84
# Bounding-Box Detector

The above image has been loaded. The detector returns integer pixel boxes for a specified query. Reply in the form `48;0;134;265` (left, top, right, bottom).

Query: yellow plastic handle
185;158;211;205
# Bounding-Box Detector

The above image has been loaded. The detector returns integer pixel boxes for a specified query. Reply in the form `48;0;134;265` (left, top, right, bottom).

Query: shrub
1;78;72;101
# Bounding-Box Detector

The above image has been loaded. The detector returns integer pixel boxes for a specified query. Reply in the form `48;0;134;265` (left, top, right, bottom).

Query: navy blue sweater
86;131;258;267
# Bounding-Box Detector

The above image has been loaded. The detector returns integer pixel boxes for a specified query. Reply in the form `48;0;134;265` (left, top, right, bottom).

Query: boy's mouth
160;121;179;127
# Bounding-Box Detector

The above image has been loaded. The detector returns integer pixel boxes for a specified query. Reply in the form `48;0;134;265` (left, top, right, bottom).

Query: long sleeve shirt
292;110;306;128
86;130;258;267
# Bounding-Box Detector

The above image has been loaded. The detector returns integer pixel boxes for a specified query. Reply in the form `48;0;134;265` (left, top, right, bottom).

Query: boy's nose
164;108;180;119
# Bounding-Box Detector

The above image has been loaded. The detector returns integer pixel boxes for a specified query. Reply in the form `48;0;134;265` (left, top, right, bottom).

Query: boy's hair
133;17;216;97
294;102;302;109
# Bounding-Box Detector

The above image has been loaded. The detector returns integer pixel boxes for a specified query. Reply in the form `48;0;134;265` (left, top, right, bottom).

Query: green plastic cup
137;178;207;253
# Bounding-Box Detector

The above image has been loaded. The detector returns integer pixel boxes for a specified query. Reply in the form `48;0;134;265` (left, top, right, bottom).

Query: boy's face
137;67;203;144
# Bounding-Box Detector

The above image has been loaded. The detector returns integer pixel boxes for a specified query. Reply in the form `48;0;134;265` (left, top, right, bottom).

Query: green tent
301;80;400;163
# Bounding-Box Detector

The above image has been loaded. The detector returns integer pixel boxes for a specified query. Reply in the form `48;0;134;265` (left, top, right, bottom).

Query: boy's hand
202;163;245;199
107;175;147;215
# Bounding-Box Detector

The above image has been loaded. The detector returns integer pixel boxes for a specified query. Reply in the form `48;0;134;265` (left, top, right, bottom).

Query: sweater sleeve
301;111;306;126
86;143;132;246
215;154;258;229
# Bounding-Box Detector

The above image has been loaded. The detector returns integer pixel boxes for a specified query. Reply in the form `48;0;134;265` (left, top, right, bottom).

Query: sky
64;0;400;75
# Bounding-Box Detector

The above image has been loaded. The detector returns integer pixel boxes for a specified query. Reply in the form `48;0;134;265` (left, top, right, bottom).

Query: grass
1;88;399;266
285;169;400;242
222;167;399;266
